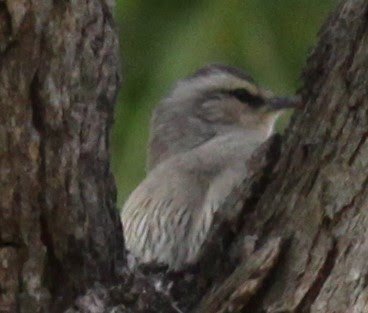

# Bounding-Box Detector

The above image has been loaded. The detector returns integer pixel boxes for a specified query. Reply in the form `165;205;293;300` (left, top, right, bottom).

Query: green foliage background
113;0;335;206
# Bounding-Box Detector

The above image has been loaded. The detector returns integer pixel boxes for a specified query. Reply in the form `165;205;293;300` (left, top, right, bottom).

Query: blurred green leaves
113;0;335;206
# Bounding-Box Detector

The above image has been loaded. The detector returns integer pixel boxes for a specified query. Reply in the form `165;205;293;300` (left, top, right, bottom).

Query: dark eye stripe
229;88;264;107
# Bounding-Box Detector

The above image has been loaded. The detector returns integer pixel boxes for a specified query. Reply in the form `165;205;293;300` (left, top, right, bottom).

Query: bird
121;64;299;271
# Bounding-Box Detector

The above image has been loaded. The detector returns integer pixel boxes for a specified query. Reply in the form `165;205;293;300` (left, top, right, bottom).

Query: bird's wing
121;165;206;269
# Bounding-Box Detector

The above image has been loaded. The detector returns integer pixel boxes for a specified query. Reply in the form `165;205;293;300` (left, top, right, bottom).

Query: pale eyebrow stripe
230;80;259;96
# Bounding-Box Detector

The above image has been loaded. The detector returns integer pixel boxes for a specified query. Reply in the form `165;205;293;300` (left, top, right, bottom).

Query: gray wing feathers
121;155;248;269
121;169;206;269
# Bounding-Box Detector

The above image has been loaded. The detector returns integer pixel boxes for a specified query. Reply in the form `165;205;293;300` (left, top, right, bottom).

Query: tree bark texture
2;0;368;313
0;1;124;312
202;1;368;312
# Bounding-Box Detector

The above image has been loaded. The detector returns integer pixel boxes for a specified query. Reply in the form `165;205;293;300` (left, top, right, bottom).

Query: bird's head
148;64;300;170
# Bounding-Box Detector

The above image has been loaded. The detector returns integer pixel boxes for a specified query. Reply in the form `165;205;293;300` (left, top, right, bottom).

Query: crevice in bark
332;110;350;141
0;242;21;248
0;2;13;55
348;131;368;166
302;167;320;196
30;72;68;307
30;73;44;134
295;238;338;313
245;238;292;313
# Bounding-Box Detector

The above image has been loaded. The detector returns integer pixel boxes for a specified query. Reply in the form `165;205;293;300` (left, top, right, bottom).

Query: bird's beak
267;96;302;111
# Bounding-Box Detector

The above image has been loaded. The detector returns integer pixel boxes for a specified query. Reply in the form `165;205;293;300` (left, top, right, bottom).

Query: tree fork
1;0;368;313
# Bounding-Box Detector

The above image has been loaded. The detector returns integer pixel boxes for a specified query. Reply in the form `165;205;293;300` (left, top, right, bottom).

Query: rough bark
0;1;124;312
2;0;368;313
195;0;368;312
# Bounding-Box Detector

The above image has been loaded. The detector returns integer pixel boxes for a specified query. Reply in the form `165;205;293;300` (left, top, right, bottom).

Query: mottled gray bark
196;1;368;312
0;1;124;312
1;0;368;313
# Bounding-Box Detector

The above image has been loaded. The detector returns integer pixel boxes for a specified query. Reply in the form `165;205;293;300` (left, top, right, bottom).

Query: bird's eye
229;88;264;108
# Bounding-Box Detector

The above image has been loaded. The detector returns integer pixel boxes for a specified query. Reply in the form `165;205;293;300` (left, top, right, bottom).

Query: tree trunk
1;0;368;313
196;1;368;312
0;1;124;312
243;1;368;310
